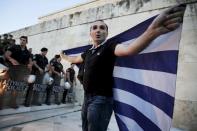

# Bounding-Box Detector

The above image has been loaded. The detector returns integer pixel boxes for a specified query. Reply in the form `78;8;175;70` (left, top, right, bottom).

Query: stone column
173;3;197;131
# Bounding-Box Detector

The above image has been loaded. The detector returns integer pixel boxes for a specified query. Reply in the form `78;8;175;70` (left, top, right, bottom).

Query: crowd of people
0;34;77;109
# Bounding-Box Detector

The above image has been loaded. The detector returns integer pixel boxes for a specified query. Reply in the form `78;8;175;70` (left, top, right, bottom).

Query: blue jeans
81;94;113;131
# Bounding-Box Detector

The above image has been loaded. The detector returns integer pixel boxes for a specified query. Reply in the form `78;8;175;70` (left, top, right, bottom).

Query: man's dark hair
8;34;13;38
55;54;60;59
3;34;8;37
41;47;48;52
11;39;16;43
20;36;28;42
90;20;108;32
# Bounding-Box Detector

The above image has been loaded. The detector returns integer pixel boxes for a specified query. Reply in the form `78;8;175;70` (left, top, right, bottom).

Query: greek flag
63;16;183;131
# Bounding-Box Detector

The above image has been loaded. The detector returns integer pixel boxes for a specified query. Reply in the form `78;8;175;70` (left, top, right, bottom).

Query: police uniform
51;60;63;104
29;54;48;106
45;59;63;105
62;67;75;103
7;45;31;108
0;39;13;65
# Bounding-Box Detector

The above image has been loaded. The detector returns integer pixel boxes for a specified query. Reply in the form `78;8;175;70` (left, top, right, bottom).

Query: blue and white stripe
63;16;183;131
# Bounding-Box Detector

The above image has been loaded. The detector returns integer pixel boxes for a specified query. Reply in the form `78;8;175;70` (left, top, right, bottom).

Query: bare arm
27;57;33;71
73;75;77;86
51;65;61;76
67;72;72;84
62;69;66;75
33;61;44;73
60;51;83;64
114;5;186;56
4;50;20;65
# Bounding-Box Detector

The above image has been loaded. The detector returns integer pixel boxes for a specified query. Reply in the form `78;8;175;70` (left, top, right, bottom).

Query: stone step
0;103;81;129
0;103;78;116
0;104;187;131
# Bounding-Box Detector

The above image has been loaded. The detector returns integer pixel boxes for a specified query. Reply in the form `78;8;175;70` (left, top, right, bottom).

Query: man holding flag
61;5;185;131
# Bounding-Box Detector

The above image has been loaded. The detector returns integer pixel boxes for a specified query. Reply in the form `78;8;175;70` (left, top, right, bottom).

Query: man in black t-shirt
0;35;5;65
0;34;14;65
66;63;76;84
45;55;57;105
23;48;34;107
32;48;48;79
27;47;48;106
46;55;65;105
1;34;9;53
60;5;185;131
5;36;31;66
62;63;76;103
0;35;1;44
1;34;14;53
5;36;32;109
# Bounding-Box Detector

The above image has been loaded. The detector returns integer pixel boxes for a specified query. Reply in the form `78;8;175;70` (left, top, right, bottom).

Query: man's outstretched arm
60;52;83;64
114;4;186;57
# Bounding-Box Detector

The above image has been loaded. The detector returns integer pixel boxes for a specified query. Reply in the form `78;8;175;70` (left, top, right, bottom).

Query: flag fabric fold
63;16;183;131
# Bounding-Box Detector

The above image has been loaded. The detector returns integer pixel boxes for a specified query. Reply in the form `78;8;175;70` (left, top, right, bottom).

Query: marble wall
173;3;197;131
38;0;121;22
